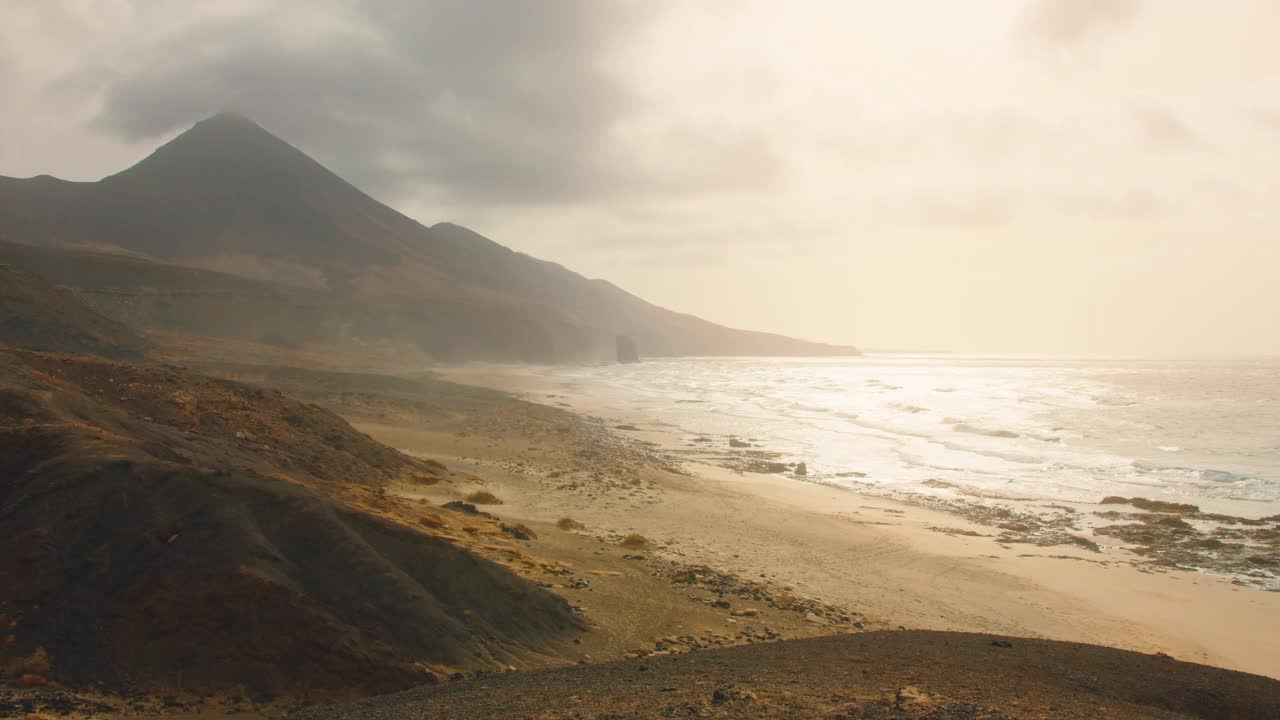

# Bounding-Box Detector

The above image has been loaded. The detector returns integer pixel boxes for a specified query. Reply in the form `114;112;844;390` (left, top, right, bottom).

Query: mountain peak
160;111;290;156
105;111;337;192
178;110;268;138
202;110;258;126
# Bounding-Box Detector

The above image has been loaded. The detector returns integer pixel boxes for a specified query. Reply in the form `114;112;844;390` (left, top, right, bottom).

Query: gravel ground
291;630;1280;719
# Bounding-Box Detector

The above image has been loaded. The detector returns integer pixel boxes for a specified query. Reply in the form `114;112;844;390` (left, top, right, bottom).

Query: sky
4;0;1280;356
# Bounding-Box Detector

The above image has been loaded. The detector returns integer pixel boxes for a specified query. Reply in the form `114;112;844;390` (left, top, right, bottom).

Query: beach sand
391;364;1280;680
17;357;1276;720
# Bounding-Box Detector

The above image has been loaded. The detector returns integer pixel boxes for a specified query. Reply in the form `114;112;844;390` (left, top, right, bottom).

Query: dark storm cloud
1023;0;1141;46
86;1;666;204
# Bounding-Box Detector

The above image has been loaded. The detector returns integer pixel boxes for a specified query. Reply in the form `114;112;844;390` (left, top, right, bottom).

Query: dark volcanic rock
1100;496;1201;514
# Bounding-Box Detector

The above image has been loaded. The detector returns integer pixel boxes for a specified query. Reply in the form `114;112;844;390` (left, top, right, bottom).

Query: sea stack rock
616;334;640;364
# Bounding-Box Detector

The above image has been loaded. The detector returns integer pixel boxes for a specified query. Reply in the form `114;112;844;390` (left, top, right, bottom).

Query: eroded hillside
0;348;583;701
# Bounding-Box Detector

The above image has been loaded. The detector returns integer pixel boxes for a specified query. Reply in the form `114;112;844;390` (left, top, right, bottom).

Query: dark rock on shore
1100;496;1201;514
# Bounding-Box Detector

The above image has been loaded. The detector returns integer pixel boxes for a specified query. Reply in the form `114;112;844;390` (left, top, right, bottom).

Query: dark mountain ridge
0;113;856;362
0;263;148;360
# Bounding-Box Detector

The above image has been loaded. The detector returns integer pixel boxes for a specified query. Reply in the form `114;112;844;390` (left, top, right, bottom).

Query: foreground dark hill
0;263;147;360
295;631;1280;720
0;346;582;699
0;113;855;362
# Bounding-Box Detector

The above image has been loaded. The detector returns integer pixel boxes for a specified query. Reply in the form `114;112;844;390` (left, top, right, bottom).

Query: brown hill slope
0;113;855;361
0;240;590;363
295;631;1280;720
0;348;582;700
0;264;147;360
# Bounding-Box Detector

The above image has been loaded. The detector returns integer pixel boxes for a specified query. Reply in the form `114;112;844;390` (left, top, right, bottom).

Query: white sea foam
557;354;1280;518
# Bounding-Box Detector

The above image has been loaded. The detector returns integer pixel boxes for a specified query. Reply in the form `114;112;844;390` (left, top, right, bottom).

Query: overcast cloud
1022;0;1141;46
4;0;1280;355
77;2;664;202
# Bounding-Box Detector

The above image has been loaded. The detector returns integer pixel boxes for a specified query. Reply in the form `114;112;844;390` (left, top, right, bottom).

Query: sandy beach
6;353;1278;720
378;363;1280;680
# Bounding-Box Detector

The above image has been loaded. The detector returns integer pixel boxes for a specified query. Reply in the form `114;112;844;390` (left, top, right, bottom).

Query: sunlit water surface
555;354;1280;519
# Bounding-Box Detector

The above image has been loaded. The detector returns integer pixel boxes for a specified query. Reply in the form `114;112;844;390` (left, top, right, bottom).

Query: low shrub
465;490;502;505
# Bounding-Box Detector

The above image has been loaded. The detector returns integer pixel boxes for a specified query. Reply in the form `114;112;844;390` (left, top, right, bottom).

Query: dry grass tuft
418;514;447;529
465;490;502;505
619;533;649;547
503;523;537;541
13;673;50;688
556;517;585;531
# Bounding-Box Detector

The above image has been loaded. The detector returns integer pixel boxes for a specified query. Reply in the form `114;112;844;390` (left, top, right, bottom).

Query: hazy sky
4;1;1280;356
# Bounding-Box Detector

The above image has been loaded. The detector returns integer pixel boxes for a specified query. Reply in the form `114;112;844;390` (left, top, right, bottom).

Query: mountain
0;113;855;362
0;263;147;360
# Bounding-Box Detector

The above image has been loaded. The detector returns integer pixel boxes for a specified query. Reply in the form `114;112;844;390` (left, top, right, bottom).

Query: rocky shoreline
656;430;1280;592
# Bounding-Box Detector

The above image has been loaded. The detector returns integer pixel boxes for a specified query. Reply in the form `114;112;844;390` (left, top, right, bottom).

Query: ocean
548;354;1280;587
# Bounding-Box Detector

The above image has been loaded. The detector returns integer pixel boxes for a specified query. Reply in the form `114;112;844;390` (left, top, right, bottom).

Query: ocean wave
1027;433;1063;444
1130;462;1260;485
573;355;1280;513
786;402;833;413
952;423;1020;439
891;403;928;414
1095;396;1139;407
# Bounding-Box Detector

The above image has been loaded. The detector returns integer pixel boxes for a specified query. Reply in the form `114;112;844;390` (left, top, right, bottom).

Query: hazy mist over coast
4;0;1279;356
5;3;1280;713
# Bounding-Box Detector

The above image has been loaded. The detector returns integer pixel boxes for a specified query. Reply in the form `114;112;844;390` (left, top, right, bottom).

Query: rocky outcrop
616;334;640;364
